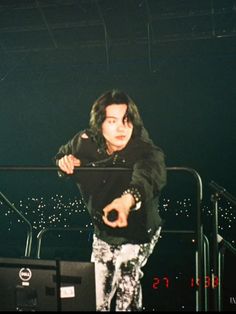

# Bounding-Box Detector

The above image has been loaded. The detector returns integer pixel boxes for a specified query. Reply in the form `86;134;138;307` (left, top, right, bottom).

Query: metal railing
209;181;236;311
0;191;33;257
36;226;93;259
0;165;206;310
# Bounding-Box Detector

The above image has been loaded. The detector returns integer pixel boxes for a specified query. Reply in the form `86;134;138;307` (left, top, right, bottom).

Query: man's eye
123;118;130;125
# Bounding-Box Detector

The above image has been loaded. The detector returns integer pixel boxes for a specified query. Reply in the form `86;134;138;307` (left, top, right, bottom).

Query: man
55;89;167;311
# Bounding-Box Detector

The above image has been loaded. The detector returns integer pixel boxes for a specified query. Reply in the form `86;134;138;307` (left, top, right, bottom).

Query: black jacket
54;128;167;245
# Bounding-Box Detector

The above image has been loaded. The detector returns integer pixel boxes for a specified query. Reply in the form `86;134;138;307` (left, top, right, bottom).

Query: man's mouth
115;135;126;140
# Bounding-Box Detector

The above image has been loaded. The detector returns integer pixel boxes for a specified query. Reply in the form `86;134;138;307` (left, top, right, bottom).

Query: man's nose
117;122;125;131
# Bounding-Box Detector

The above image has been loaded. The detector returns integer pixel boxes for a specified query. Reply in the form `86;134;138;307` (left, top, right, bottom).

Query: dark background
0;0;235;311
0;0;235;195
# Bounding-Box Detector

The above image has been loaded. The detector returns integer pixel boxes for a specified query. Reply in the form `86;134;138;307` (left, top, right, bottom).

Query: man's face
101;104;133;154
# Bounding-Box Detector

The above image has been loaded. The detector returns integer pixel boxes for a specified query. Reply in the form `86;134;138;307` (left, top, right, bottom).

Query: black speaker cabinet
59;260;96;311
0;257;58;311
0;257;96;312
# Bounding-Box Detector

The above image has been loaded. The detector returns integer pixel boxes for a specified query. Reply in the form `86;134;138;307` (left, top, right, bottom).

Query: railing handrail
36;226;93;259
209;180;236;205
0;165;204;310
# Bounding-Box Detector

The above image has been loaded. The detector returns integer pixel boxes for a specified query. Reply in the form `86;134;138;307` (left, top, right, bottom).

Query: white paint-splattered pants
91;228;161;311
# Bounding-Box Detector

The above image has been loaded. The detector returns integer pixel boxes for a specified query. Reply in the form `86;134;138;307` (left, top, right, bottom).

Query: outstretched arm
102;193;135;228
102;145;166;228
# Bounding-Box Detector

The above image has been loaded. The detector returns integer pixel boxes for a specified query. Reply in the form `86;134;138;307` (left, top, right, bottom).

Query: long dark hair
89;89;144;149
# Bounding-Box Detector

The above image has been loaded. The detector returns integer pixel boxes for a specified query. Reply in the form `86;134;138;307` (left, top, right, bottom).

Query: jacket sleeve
54;130;94;165
54;130;94;179
54;132;81;161
128;146;167;203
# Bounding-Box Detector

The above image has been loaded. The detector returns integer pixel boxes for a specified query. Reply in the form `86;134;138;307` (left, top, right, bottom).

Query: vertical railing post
166;167;204;310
